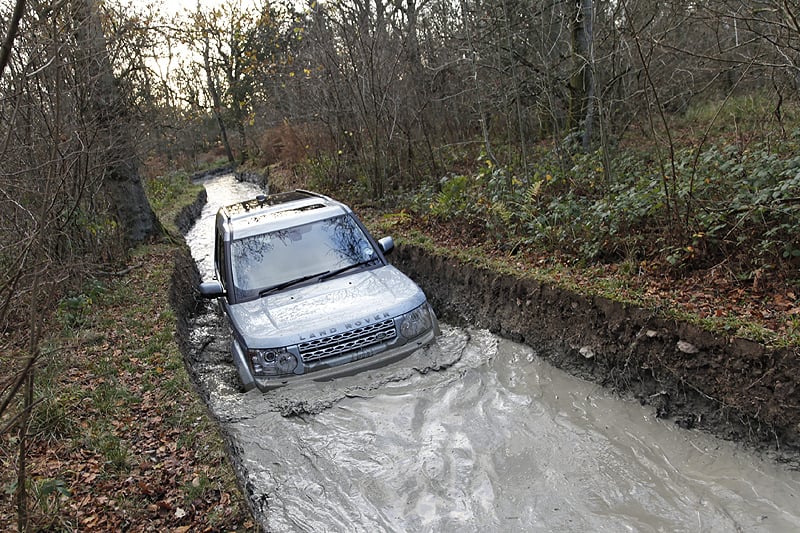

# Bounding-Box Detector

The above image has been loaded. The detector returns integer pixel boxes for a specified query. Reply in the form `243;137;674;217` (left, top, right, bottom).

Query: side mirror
378;236;394;255
199;280;225;299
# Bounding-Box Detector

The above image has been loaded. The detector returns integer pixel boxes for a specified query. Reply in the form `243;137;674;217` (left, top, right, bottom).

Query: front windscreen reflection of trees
231;215;375;299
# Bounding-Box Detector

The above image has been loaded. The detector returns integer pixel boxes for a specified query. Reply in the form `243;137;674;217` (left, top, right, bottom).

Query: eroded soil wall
390;244;800;464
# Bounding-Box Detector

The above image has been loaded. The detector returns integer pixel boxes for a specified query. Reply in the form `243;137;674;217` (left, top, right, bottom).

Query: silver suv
199;190;439;391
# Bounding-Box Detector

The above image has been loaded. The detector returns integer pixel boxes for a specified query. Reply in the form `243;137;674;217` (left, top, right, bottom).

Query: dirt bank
169;187;205;345
389;244;800;467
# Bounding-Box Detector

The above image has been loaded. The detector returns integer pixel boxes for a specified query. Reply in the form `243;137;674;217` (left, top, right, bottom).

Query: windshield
230;214;379;302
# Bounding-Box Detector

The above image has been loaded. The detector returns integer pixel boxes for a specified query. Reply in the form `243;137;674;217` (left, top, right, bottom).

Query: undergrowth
356;117;800;346
401;134;800;286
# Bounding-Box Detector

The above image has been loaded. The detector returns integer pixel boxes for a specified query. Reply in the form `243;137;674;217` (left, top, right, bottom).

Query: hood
226;265;427;347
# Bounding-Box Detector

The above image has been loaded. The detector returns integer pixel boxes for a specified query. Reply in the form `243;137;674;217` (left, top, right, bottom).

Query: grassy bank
0;172;253;531
367;214;800;349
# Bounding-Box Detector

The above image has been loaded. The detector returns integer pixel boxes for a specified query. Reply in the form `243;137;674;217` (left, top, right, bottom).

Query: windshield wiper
319;258;378;281
258;271;330;297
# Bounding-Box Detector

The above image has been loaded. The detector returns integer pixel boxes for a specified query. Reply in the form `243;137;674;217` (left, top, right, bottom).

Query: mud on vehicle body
199;190;439;391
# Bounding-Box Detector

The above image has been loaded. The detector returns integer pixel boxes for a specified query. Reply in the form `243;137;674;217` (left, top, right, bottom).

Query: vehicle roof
218;190;352;240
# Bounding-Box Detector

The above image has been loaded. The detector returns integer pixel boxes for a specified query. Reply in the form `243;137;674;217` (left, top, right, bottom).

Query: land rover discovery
198;190;439;391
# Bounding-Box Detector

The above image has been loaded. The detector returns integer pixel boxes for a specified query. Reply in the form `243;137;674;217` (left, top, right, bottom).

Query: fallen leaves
0;245;254;532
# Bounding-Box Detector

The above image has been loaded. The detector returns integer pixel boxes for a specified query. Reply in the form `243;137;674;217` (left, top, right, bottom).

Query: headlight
399;303;434;339
248;348;298;376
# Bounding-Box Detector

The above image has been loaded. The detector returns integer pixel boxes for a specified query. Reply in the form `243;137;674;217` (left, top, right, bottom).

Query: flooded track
186;175;800;532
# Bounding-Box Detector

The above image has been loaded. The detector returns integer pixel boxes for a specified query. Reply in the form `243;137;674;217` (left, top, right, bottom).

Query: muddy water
186;175;800;532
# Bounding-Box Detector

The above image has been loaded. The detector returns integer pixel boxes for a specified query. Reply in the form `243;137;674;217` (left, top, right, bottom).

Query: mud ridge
173;188;207;235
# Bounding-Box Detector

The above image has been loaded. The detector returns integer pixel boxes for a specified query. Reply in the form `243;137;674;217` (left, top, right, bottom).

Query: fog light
276;351;298;374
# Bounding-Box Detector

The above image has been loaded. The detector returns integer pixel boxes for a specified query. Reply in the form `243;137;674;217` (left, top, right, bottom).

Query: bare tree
181;1;276;165
201;24;237;163
72;0;160;243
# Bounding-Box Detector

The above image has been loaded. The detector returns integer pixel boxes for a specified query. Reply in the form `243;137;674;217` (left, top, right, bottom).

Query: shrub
407;136;800;277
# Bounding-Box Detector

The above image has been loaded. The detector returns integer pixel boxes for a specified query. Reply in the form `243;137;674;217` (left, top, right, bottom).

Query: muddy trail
182;174;800;532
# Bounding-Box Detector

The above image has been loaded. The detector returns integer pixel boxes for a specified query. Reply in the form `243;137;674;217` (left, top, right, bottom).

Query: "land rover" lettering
344;312;391;329
299;313;392;340
299;327;338;341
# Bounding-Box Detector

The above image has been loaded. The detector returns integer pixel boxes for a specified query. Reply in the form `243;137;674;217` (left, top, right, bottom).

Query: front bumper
232;326;438;392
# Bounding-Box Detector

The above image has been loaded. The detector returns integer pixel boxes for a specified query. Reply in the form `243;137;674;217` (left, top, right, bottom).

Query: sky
125;0;261;16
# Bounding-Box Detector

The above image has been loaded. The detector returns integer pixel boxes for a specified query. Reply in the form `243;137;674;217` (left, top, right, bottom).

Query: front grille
299;319;397;362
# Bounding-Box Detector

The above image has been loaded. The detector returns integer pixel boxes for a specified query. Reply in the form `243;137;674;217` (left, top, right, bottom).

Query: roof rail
221;190;334;223
295;189;331;201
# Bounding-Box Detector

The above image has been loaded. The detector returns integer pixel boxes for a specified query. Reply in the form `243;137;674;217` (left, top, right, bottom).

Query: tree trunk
203;32;235;163
0;0;26;80
15;371;33;532
580;0;595;152
459;0;496;164
568;0;595;151
73;0;160;244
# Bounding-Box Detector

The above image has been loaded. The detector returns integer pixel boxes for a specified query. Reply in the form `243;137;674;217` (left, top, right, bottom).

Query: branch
94;262;144;277
0;354;37;432
0;0;27;80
